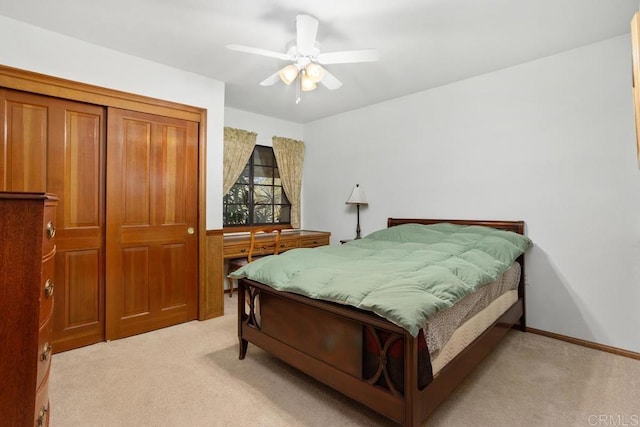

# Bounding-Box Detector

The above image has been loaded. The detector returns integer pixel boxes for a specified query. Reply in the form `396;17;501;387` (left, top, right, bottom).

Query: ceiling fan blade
259;71;282;86
227;44;291;61
319;68;342;90
296;14;319;55
317;49;380;65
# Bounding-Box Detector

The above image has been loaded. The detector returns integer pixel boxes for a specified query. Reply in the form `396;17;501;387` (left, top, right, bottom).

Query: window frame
222;145;292;231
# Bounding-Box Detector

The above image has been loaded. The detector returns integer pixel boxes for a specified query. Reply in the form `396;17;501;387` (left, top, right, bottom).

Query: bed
232;218;530;426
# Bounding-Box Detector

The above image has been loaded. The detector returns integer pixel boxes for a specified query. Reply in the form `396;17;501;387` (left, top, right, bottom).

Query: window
223;145;291;227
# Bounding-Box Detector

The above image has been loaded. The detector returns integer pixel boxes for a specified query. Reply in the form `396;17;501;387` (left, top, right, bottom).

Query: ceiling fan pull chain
296;75;301;104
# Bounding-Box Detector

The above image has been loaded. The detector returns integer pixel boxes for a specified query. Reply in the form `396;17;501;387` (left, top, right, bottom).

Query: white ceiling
0;0;637;123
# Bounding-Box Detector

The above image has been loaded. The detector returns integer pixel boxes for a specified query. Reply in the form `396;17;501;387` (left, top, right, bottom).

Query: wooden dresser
0;192;57;427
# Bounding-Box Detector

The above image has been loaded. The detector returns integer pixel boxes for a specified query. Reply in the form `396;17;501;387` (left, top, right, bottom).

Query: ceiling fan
227;14;380;100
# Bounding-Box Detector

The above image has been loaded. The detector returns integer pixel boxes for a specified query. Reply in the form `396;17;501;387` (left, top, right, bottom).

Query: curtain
223;127;257;195
273;136;305;229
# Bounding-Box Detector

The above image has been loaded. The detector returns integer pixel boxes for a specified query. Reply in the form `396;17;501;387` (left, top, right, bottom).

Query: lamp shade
300;72;317;91
278;64;300;85
345;184;368;205
305;63;325;83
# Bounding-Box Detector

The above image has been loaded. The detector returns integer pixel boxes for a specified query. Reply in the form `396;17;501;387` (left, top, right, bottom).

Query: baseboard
526;327;640;361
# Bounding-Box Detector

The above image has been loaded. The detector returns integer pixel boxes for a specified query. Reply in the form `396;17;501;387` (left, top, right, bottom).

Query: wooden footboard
238;279;414;423
237;218;527;426
238;279;523;426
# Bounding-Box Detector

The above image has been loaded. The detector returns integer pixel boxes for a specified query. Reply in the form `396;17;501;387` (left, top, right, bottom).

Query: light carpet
49;295;640;426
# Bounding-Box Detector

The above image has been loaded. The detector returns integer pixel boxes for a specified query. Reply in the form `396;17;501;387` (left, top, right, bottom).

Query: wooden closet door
0;89;106;352
48;99;106;352
105;108;198;339
0;89;48;192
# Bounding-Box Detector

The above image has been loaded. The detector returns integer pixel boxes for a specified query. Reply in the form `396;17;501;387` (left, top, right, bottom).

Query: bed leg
517;315;527;332
516;297;526;332
404;332;421;427
239;338;248;360
238;278;248;360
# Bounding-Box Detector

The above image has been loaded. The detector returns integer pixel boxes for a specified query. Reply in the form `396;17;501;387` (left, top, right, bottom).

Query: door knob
187;227;195;235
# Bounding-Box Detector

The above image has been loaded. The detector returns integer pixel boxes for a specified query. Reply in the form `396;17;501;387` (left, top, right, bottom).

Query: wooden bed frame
237;218;526;426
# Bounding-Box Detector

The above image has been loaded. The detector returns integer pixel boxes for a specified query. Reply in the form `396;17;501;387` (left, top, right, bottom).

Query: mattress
431;289;518;375
424;263;521;358
428;263;521;375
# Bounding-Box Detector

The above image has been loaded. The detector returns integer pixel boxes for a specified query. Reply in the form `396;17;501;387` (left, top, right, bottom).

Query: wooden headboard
387;218;525;235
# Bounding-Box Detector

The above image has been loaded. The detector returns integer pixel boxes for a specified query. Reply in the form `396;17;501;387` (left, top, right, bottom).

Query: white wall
225;107;304;148
0;15;226;229
303;35;640;353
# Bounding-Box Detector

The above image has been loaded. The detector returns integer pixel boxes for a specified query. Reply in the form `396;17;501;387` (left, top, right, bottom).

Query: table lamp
345;184;368;239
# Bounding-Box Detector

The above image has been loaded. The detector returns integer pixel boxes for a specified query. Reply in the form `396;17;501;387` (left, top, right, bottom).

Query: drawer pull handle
41;343;52;361
46;221;56;239
44;279;55;298
240;248;246;253
37;405;48;426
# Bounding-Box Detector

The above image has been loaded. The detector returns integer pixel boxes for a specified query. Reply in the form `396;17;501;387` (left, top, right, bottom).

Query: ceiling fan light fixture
300;71;317;92
305;62;325;83
228;13;379;98
278;64;299;85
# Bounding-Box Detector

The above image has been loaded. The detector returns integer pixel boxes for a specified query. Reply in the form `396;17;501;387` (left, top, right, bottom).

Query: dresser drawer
299;235;329;248
39;258;55;324
34;380;50;427
41;205;57;257
36;317;53;389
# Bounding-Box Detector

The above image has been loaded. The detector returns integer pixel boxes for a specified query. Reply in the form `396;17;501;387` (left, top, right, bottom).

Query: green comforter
229;223;531;337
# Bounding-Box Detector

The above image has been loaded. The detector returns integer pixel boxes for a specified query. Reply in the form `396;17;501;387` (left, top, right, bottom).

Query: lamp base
355;204;361;239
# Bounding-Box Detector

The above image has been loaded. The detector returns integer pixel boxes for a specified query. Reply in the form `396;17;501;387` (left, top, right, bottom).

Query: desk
223;229;331;259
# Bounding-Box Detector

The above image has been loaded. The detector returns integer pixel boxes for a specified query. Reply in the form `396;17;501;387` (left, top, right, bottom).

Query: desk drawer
223;244;249;258
248;245;271;256
300;235;329;248
277;239;298;252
